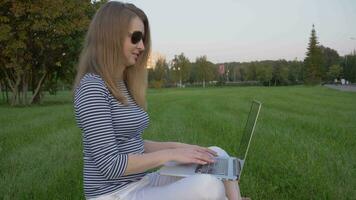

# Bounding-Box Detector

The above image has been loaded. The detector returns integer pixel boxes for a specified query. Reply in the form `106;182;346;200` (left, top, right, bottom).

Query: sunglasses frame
130;31;145;45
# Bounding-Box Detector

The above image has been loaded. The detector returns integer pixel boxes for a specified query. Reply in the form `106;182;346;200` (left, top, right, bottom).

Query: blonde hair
74;1;151;110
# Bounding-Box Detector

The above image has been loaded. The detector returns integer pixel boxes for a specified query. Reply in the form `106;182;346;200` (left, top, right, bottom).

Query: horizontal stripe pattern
74;73;149;198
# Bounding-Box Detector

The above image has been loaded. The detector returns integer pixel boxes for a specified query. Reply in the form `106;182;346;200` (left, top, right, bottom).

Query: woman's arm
75;81;216;178
143;140;182;153
144;140;216;153
124;147;216;175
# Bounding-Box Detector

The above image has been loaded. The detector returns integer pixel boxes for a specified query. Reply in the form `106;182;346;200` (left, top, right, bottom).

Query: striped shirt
74;73;149;199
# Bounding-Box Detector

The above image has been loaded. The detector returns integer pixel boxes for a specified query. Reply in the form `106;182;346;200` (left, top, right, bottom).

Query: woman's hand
164;146;217;165
173;143;218;157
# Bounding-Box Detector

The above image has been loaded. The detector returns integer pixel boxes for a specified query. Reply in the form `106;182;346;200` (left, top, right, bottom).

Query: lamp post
178;67;182;88
171;60;182;88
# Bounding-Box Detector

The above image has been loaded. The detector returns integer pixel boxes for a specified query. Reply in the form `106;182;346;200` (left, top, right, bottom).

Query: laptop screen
237;100;261;160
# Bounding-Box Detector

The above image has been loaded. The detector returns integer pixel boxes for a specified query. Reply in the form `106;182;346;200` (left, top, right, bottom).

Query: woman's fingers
185;144;218;157
195;159;207;165
196;147;218;158
173;146;218;165
191;145;218;156
193;150;215;163
207;148;218;156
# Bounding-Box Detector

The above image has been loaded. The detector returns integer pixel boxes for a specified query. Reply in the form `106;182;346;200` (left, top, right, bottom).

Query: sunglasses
130;31;145;45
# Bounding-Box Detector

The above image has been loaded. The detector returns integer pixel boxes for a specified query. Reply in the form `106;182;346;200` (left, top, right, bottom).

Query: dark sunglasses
130;31;145;45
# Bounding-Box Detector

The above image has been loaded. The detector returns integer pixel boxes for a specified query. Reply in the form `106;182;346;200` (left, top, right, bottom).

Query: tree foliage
327;64;343;81
195;55;215;87
2;3;351;96
320;45;340;81
145;52;356;88
342;54;356;83
171;53;191;85
256;65;273;86
149;57;169;88
304;25;323;85
0;0;101;105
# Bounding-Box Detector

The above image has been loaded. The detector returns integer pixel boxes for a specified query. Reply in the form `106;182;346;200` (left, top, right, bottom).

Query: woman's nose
137;40;145;51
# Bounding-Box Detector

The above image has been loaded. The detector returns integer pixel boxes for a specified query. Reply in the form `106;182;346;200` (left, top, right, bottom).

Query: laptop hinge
235;159;242;177
232;159;238;176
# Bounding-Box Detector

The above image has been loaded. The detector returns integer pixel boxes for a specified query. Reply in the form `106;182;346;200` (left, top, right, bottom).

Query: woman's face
122;16;145;67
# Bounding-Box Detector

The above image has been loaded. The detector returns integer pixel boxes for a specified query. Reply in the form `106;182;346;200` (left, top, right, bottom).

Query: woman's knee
192;174;226;200
209;146;230;158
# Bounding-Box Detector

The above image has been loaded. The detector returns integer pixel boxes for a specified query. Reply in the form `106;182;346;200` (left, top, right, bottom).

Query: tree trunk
22;74;29;105
5;70;22;106
5;83;9;104
30;71;47;105
0;82;3;103
11;86;19;106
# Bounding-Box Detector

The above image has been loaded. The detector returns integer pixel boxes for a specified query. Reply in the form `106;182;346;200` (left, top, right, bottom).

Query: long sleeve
74;80;128;179
74;74;149;198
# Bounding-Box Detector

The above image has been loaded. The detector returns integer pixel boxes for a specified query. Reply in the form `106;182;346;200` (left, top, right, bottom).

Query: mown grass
0;86;355;199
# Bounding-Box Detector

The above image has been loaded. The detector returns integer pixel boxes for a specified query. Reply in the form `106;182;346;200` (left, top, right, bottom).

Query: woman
74;2;242;200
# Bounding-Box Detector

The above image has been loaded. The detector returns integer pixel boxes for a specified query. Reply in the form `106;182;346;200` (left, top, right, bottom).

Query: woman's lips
132;52;139;60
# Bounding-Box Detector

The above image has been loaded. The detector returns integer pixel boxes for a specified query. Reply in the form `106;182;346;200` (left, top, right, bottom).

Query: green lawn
1;86;355;199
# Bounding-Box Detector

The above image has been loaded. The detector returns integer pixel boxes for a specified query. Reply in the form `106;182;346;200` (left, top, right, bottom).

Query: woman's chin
126;62;136;68
125;60;136;67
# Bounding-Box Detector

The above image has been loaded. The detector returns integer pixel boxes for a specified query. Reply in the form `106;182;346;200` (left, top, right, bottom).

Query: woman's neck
114;66;125;81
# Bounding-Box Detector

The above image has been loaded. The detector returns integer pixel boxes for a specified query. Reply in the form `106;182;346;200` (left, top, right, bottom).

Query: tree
327;64;343;81
320;45;340;82
217;60;304;86
237;66;247;81
0;0;101;105
171;53;190;87
225;63;234;82
150;58;169;88
303;24;323;85
342;54;356;83
272;60;289;85
245;63;257;81
286;60;301;84
188;62;198;84
196;55;214;88
256;65;273;86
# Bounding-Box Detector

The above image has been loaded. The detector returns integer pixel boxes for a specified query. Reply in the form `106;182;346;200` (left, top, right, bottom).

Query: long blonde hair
74;1;151;110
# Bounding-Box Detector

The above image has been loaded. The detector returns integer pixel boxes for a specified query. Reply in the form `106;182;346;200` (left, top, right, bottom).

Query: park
1;0;356;200
1;86;356;199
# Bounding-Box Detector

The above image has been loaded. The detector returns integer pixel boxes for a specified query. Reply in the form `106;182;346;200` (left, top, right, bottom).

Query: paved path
324;84;356;92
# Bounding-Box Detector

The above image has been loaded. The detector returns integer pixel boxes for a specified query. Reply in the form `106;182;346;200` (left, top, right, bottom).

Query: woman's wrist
170;142;194;149
157;148;174;163
168;142;184;148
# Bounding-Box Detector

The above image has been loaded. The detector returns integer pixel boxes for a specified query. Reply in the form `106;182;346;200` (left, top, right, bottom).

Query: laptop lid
237;100;262;161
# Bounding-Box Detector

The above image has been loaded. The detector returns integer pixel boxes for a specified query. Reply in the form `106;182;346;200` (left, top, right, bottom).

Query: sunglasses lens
131;31;143;44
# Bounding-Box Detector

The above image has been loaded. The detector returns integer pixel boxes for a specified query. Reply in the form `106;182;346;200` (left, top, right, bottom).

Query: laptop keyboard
195;158;228;175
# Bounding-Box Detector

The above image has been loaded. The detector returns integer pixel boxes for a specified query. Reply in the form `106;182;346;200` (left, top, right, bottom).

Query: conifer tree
304;24;323;85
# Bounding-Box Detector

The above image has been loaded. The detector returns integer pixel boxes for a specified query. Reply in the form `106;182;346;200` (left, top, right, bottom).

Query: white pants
90;146;232;200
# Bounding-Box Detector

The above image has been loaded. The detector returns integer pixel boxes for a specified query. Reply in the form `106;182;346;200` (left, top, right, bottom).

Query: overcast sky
121;0;356;63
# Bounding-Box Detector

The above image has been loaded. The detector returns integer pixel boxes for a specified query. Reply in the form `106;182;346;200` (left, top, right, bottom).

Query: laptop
158;100;262;181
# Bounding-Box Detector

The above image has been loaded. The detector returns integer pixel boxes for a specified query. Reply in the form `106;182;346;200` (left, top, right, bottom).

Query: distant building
147;52;166;69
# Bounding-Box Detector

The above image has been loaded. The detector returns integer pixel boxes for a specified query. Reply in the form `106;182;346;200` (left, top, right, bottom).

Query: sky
121;0;356;63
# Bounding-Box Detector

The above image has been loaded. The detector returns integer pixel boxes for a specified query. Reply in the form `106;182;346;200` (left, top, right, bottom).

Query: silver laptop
159;100;262;181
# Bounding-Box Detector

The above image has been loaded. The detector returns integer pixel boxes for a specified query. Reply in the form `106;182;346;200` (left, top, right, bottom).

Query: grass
0;86;355;199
